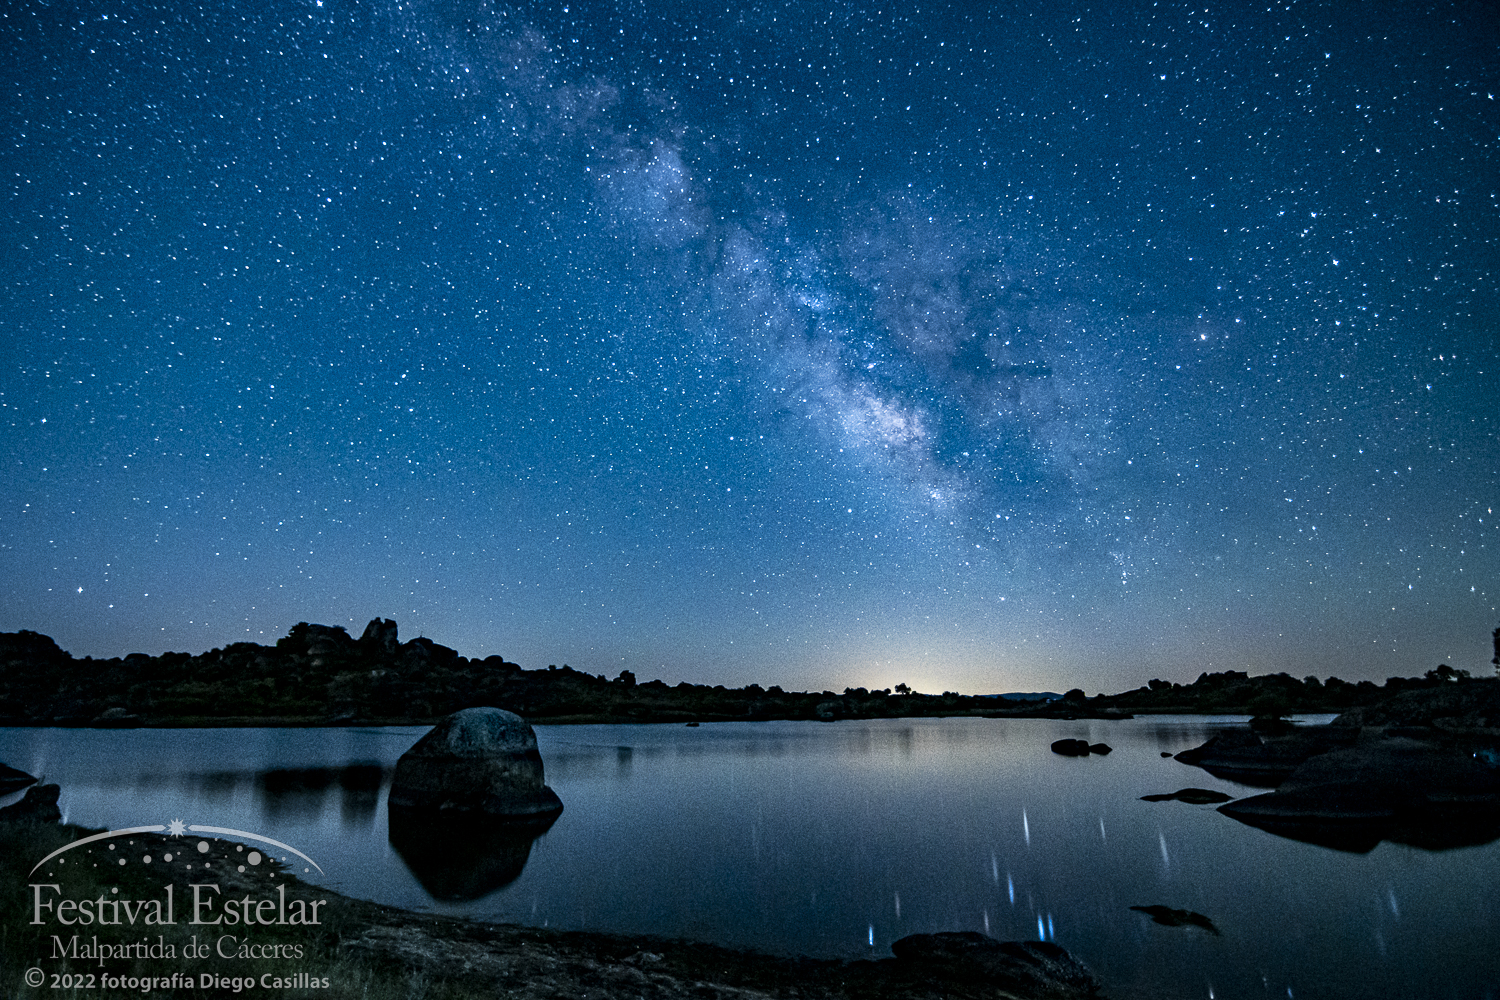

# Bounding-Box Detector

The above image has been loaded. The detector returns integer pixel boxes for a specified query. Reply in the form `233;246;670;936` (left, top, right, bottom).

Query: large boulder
388;707;562;822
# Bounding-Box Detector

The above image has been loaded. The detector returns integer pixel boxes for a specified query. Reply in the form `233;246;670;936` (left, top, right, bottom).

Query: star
167;819;187;837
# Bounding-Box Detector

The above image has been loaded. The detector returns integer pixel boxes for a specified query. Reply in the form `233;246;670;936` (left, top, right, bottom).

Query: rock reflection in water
255;763;389;824
1219;803;1500;853
388;809;558;901
338;763;385;825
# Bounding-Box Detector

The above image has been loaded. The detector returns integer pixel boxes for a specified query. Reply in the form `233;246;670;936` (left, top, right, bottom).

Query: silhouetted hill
0;617;1486;727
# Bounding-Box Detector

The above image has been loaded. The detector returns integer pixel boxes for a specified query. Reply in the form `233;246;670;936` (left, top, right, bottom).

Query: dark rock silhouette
388;707;563;821
1217;735;1500;852
1087;742;1112;755
889;931;1102;996
1140;788;1234;804
1050;738;1092;757
0;783;61;823
388;809;558;901
1173;683;1500;852
1329;678;1500;731
0;762;37;795
360;617;400;655
1174;725;1357;787
1129;905;1220;934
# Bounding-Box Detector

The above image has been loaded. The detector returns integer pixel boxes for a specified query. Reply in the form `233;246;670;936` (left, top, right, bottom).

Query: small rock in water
1141;788;1235;804
685;721;700;727
1161;751;1174;758
1130;905;1221;935
1088;743;1112;755
1050;738;1092;757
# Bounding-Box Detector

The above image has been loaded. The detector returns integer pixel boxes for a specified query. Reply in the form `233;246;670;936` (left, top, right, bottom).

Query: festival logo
16;820;333;992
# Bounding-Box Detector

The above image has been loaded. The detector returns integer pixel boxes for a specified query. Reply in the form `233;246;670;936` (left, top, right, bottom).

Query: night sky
3;0;1497;695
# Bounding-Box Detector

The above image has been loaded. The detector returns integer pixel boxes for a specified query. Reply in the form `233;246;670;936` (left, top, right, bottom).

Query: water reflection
4;717;1498;1000
1220;806;1500;854
388;810;559;901
254;764;390;824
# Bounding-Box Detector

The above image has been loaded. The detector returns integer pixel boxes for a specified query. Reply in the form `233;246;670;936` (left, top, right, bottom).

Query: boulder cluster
1050;739;1111;757
1175;678;1500;852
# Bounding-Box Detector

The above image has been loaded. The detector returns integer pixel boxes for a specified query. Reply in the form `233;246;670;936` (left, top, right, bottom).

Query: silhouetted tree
1425;664;1470;683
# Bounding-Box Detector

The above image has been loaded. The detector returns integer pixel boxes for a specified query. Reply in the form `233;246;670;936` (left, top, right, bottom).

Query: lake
3;717;1497;999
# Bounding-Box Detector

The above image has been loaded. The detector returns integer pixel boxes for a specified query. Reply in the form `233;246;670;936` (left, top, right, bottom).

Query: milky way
3;0;1496;692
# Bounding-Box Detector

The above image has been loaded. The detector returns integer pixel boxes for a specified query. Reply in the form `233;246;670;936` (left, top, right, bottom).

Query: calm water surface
3;717;1497;1000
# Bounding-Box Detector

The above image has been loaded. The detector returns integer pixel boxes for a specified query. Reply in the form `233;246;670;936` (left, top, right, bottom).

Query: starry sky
3;0;1497;695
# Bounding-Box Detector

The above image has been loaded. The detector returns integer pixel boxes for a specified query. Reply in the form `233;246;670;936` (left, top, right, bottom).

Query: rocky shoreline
1174;679;1500;852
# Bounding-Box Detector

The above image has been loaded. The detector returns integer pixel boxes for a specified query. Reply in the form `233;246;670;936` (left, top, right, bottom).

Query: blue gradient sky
3;0;1496;694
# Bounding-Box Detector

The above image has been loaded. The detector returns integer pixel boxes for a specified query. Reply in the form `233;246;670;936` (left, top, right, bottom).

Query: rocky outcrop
1174;725;1357;787
1175;685;1500;852
388;707;563;821
1217;733;1500;852
343;920;1105;1000
888;932;1102;996
360;617;400;656
1329;678;1500;732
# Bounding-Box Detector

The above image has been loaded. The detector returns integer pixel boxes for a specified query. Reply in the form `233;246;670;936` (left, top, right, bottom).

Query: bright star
167;819;187;837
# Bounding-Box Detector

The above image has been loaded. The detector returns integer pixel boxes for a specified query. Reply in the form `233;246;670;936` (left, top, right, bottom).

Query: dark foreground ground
0;804;1102;1000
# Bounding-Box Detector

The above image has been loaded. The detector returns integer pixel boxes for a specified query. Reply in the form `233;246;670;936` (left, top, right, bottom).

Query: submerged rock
1129;905;1220;935
1140;788;1234;804
388;707;563;821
